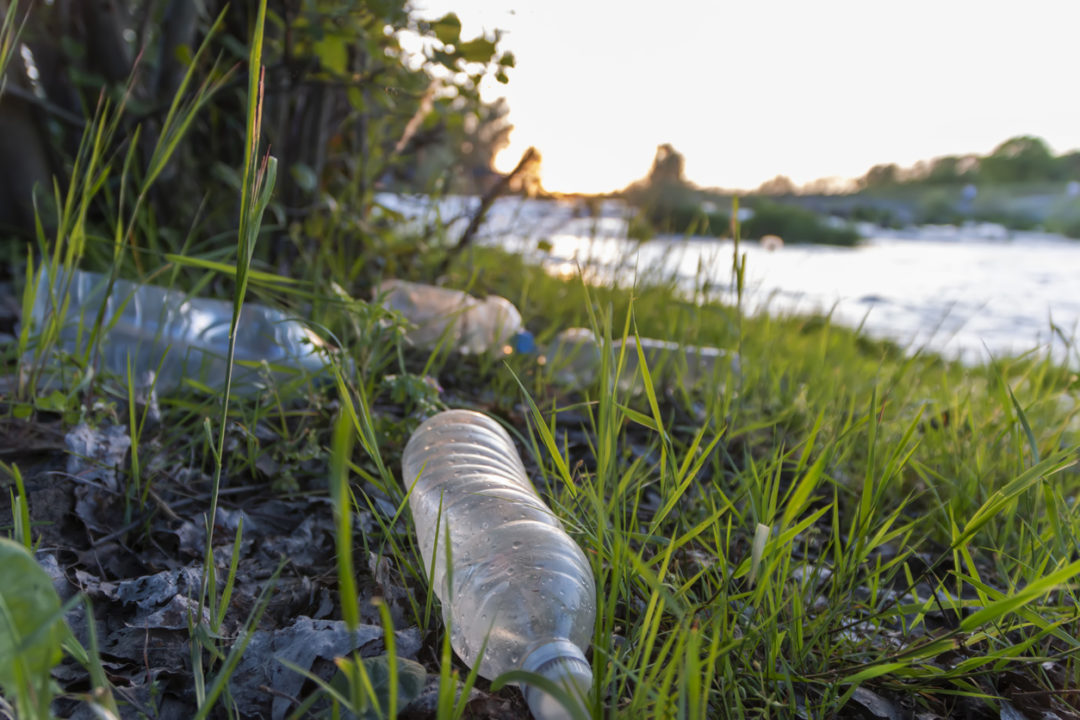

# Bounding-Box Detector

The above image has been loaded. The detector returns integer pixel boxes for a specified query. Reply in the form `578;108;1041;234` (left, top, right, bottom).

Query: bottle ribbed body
401;410;595;682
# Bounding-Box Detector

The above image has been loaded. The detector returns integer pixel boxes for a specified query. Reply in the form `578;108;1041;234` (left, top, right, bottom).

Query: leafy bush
1047;214;1080;239
741;201;859;246
647;205;731;238
972;210;1041;231
849;204;902;228
2;0;513;278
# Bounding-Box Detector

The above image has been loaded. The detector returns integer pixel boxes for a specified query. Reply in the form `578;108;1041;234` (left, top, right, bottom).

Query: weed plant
1;5;1080;719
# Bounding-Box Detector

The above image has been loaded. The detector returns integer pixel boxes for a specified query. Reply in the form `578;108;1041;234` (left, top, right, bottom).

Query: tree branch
433;146;538;278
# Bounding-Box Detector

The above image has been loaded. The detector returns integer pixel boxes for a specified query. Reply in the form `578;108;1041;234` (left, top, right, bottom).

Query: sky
412;0;1080;195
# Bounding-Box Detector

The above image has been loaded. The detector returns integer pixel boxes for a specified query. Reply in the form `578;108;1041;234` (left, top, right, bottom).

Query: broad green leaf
432;13;461;45
314;34;347;74
457;37;496;64
0;538;67;698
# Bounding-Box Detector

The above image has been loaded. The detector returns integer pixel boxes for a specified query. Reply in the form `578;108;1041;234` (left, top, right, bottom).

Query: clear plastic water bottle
401;409;595;720
376;279;535;356
543;328;740;394
29;267;330;394
614;336;741;394
543;327;602;387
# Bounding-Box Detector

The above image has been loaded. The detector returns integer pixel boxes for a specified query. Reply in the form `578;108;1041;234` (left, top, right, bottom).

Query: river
377;194;1080;365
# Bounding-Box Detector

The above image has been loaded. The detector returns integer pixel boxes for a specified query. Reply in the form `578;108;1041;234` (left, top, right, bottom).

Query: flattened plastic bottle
543;327;602;387
543;327;741;394
29;267;329;394
375;279;533;356
401;410;595;720
614;336;742;394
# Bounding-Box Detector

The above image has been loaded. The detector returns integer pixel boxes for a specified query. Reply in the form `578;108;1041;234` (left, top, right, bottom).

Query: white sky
412;0;1080;194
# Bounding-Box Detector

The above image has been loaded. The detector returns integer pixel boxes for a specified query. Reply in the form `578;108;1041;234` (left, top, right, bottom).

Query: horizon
412;0;1080;195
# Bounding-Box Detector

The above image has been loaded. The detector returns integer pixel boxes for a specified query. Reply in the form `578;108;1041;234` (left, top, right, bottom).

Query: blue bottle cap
513;330;537;354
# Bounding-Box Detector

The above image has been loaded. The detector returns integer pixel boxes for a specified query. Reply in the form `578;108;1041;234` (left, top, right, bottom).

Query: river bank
378;194;1080;365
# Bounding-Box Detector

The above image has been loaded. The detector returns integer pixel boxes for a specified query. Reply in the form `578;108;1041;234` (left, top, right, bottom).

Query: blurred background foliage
0;0;515;281
618;135;1080;243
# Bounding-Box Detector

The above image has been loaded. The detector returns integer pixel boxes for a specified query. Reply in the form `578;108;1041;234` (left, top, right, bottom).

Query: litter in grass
849;686;904;720
231;616;421;720
29;267;332;394
65;422;131;491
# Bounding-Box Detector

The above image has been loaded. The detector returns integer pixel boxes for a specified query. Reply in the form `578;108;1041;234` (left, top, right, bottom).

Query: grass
2;8;1080;720
11;264;1080;717
8;204;1080;718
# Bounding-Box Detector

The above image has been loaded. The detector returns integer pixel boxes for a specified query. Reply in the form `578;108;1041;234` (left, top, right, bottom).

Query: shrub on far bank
849;204;903;228
645;204;731;238
742;201;860;246
1047;214;1080;240
916;192;965;225
972;209;1041;232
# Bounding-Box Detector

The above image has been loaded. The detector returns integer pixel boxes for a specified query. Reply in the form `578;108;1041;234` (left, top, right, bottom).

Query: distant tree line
856;136;1080;190
621;144;857;246
616;135;1080;244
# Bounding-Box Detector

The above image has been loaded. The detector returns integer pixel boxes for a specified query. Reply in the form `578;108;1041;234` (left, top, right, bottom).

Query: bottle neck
521;640;592;720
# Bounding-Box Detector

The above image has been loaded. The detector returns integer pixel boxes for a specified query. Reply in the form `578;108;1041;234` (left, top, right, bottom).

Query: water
376;194;1080;365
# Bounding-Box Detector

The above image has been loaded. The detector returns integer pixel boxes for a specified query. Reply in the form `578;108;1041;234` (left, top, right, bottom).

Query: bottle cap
521;639;592;720
513;330;537;354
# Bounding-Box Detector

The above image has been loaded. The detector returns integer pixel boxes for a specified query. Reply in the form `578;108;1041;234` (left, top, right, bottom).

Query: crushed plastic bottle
402;409;595;720
543;327;602;387
614;336;742;394
543;327;741;394
28;267;330;394
375;279;534;356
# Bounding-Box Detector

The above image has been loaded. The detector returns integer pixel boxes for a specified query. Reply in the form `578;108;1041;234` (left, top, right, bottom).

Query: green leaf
780;449;827;532
0;538;67;699
960;558;1080;632
291;163;318;193
840;661;910;685
163;253;300;286
35;389;72;414
432;13;461;45
506;364;576;496
457;37;496;64
172;43;193;67
313;34;348;74
347;86;365;111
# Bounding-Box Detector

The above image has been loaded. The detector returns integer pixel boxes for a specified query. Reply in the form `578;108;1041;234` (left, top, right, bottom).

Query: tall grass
432;245;1080;717
3;3;1080;717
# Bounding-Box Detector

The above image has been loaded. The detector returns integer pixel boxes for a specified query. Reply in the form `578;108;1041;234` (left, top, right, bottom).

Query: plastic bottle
375;279;534;356
543;327;741;394
401;410;595;720
543;327;602;387
29;267;330;394
614;336;742;394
